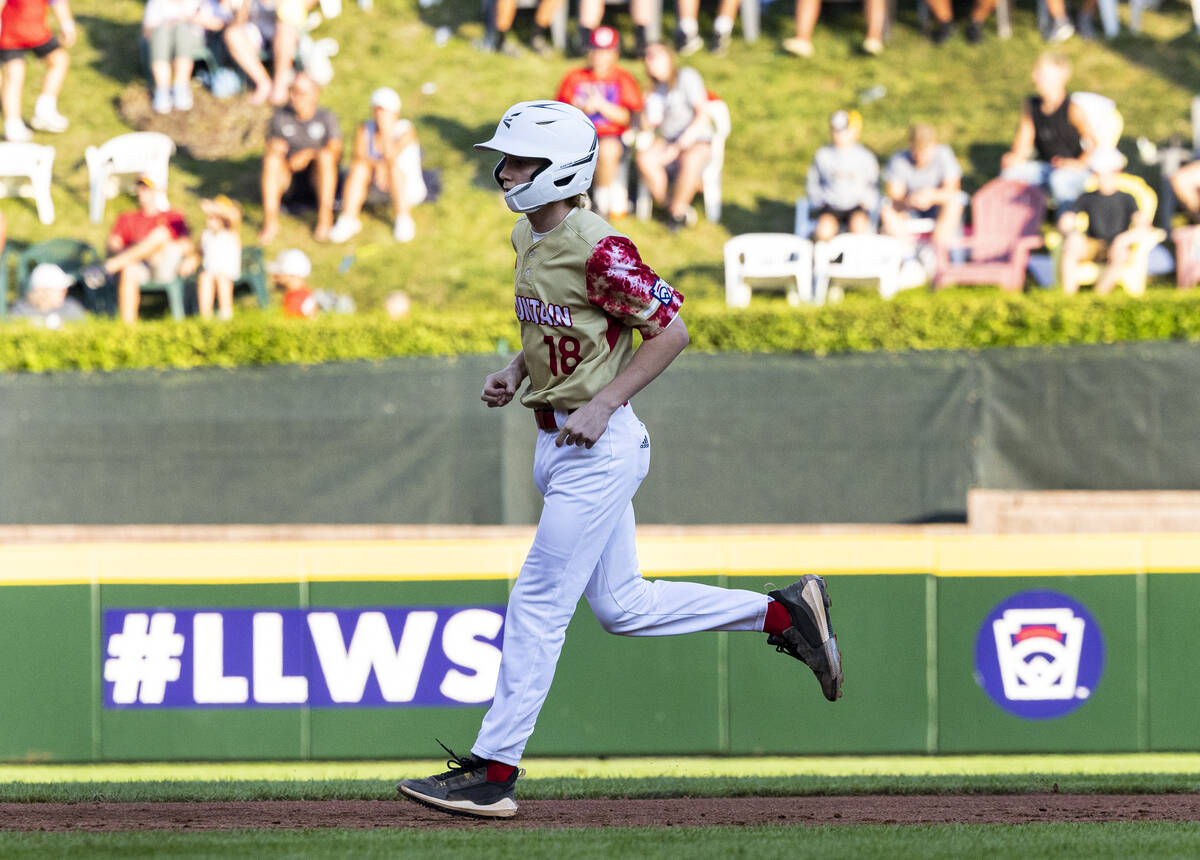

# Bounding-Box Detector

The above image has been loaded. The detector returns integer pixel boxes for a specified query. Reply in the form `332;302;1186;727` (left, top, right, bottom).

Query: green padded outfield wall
2;532;1198;762
4;342;1200;525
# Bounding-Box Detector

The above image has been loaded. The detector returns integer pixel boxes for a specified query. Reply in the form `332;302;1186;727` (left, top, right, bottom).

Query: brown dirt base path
2;795;1198;831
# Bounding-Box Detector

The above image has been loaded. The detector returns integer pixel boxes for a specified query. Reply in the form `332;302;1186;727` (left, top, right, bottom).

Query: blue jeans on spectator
1001;160;1090;208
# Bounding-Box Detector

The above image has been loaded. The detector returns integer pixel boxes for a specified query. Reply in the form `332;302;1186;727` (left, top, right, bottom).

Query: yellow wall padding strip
1;531;1196;586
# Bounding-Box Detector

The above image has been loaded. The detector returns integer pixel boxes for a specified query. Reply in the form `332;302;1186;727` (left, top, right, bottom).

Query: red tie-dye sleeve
585;235;683;338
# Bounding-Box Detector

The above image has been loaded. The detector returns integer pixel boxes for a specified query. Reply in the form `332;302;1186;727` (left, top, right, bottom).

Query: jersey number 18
543;335;581;376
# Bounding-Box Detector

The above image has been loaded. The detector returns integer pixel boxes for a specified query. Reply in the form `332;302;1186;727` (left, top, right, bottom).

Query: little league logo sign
974;590;1105;720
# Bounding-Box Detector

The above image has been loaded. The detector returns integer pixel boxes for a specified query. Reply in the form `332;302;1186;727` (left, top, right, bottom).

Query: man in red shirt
0;0;76;141
556;26;643;219
101;175;196;324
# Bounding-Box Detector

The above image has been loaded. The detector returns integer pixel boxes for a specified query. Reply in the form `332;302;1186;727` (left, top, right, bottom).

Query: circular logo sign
974;589;1105;720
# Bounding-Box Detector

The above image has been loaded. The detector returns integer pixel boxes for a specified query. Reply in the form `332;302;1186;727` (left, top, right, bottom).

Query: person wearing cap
197;195;243;320
101;174;196;324
806;109;879;243
880;124;963;248
328;86;427;245
260;71;343;243
269;248;318;317
11;262;86;327
1059;148;1145;296
556;25;644;220
1000;53;1094;210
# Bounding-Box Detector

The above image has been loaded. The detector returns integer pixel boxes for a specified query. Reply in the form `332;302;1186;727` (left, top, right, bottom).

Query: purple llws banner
102;606;505;709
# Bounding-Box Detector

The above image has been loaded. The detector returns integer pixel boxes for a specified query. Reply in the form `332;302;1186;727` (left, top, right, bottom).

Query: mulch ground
3;794;1199;831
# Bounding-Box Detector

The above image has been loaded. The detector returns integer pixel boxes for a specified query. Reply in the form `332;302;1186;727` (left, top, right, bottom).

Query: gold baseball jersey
511;208;683;412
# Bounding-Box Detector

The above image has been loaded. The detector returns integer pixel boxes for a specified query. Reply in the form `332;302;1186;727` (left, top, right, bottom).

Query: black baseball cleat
768;574;844;702
398;741;521;819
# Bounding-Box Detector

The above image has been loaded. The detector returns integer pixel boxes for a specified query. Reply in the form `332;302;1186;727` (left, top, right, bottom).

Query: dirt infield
3;795;1198;831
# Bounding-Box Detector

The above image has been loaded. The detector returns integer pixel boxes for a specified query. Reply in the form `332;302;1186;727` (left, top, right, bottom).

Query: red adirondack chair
934;179;1047;292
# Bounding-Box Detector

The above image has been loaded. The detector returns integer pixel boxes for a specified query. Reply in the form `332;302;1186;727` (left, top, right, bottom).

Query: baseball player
398;100;843;820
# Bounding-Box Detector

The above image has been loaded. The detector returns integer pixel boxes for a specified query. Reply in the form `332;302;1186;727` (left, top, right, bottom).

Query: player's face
497;154;545;190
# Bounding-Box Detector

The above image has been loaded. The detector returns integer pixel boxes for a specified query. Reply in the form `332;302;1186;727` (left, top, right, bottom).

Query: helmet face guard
475;101;599;213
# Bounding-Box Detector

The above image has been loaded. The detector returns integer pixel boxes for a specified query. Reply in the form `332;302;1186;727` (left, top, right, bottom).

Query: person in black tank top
1000;53;1094;210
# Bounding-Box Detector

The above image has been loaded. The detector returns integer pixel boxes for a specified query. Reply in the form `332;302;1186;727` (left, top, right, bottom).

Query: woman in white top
329;87;427;244
634;41;714;231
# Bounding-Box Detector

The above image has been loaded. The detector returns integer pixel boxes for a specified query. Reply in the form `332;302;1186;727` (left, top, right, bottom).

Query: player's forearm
591;317;688;412
507;350;529;383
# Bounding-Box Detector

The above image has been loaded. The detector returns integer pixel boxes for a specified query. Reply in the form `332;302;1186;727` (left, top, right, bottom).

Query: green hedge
4;289;1200;372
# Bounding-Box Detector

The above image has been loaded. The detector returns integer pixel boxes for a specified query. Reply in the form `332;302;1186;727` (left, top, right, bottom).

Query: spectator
880;124;963;248
1169;158;1200;224
0;0;76;141
101;175;196;324
1059;149;1146;295
224;0;315;106
329;87;427;245
259;72;342;243
634;41;713;231
197;194;242;320
1000;52;1094;210
784;0;885;57
475;0;562;56
556;26;643;219
269;247;317;317
806;109;879;242
142;0;230;114
11;262;85;327
923;0;1071;43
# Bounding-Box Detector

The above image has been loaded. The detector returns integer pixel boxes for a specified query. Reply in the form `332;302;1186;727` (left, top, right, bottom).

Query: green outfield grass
2;823;1200;859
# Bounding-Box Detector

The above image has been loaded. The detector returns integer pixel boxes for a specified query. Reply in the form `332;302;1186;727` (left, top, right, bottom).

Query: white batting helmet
475;100;598;213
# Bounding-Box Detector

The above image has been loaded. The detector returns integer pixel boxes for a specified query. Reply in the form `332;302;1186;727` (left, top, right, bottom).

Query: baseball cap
370;87;402;113
1088;148;1126;173
268;248;312;278
590;26;619;50
29;262;74;291
830;109;862;134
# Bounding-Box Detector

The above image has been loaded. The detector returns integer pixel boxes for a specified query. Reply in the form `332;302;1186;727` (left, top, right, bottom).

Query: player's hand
481;367;520;408
555;400;615;449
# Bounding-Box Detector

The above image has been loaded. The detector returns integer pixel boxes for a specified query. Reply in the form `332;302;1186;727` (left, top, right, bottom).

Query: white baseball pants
472;404;770;766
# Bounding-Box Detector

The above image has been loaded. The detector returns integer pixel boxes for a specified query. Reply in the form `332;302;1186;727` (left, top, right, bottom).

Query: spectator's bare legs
863;0;884;49
260;138;295;242
40;47;70;105
225;26;273;104
879;205;907;240
1095;233;1134;295
198;272;235;319
1060;229;1086;295
105;226;173;324
338;159;372;225
668;141;710;219
270;23;299;106
172;55;194;91
150;59;173;94
1;59;27;127
933;196;963;247
971;0;996;24
312;139;342;241
785;0;819;55
386;160;411;223
814;213;839;242
636;142;671;209
1170;161;1200;220
578;0;603;45
593;137;623;216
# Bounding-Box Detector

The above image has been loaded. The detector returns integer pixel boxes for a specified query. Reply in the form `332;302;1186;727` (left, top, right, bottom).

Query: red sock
763;599;792;636
486;760;517;782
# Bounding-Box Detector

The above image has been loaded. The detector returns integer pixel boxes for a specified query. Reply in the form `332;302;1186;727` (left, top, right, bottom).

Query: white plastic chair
0;142;55;224
85;132;175;223
813;233;906;303
635;98;731;223
723;233;813;307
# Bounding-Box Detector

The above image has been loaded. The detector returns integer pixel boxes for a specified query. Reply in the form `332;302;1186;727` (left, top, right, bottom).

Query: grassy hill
5;0;1200;318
